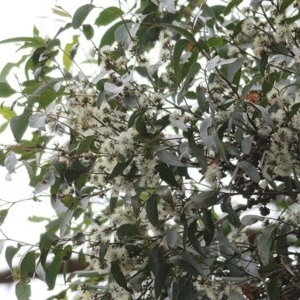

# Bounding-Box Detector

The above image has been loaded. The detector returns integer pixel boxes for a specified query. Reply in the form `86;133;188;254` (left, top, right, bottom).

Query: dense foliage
1;0;300;299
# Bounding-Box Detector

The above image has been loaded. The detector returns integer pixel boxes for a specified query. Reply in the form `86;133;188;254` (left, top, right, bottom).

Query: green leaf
257;224;277;266
72;4;95;29
5;244;21;270
259;54;268;76
108;155;133;180
155;162;178;186
45;245;63;290
0;36;44;46
39;232;59;268
20;250;36;280
154;265;169;298
95;6;123;26
202;209;215;245
187;132;206;169
190;190;219;209
146;194;159;228
156;149;190;167
0;240;5;255
111;260;132;292
99;20;133;47
16;280;31;300
116;224;141;241
0;209;8;226
63;35;79;71
187;220;203;254
82;24;94;40
170;253;206;277
76;135;94;154
266;277;280;300
159;23;196;44
173;39;190;84
10;108;32;142
279;0;294;12
0;82;16;97
223;0;243;15
135;115;150;137
238;161;260;183
241;215;264;226
0;55;27;81
177;62;201;104
221;200;241;228
252;103;275;130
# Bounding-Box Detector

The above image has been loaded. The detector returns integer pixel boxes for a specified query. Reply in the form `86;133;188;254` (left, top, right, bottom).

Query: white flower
205;163;222;188
242;18;256;36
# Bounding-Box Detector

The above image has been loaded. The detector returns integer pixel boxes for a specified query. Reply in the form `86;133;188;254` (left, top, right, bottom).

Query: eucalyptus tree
1;0;300;299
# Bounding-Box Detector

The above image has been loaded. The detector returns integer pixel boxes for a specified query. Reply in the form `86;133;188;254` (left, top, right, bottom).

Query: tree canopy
1;0;300;299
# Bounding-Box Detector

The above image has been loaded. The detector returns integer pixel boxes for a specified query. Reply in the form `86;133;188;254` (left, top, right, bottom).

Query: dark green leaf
190;190;219;209
5;244;21;270
116;224;141;241
241;215;264;226
252;103;275;130
111;261;132;292
108;155;133;180
0;82;16;97
65;160;92;183
159;23;196;43
99;20;133;47
266;277;280;300
82;24;94;40
221;200;241;228
223;0;243;15
45;245;63;290
155;163;178;186
187;132;206;169
202;209;215;245
16;280;31;300
39;232;59;268
0;209;8;226
238;161;260;183
173;39;190;84
257;224;277;265
177;62;201;104
187;220;203;254
72;4;95;29
156;149;190;167
154;265;169;298
20;250;36;280
76;135;94;154
146;194;159;228
279;0;294;12
259;54;268;76
95;7;123;26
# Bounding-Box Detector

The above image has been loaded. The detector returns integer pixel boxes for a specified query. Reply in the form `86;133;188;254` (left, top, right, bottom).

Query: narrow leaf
146;194;159;228
45;245;63;290
111;260;131;292
257;224;277;265
0;82;16;97
95;7;123;26
16;281;31;300
10;107;32;142
238;161;260;183
20;250;36;280
72;4;95;29
156;149;190;167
